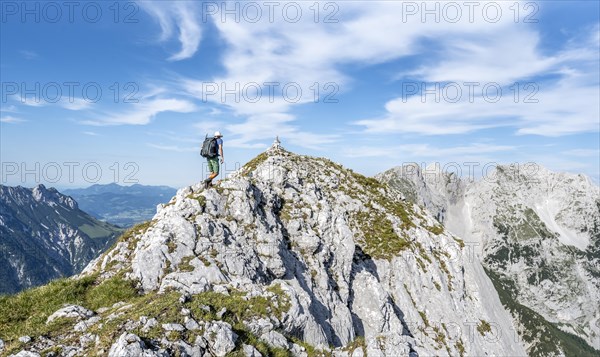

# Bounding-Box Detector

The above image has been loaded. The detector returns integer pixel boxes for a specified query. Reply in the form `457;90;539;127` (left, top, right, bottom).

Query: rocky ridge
2;143;526;356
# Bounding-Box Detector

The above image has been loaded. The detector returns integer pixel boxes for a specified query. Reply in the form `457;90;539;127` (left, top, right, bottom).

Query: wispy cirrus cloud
147;143;197;152
562;149;600;157
223;113;338;149
19;50;38;60
0;115;26;124
162;1;547;147
16;95;93;111
355;26;600;137
81;97;197;126
137;1;202;61
61;98;93;111
138;1;598;151
0;105;19;113
343;143;516;159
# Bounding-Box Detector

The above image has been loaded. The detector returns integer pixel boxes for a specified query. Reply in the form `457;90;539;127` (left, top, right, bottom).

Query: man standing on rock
203;131;224;188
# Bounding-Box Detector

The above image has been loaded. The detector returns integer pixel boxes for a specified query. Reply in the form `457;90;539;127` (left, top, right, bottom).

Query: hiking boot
203;179;211;189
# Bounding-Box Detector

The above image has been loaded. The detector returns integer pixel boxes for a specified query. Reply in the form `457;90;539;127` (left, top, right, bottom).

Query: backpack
200;135;218;158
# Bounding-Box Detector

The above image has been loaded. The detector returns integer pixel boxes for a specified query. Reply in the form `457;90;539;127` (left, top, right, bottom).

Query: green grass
166;238;177;254
277;198;293;223
0;273;140;355
456;338;465;357
432;325;447;350
78;223;121;239
341;336;365;355
353;211;411;259
186;285;297;356
0;274;302;356
104;220;154;253
188;285;290;324
288;336;333;357
477;320;491;336
418;310;430;328
240;150;421;262
431;249;453;291
242;152;270;174
186;193;206;209
229;330;291;357
452;236;465;248
426;224;444;235
178;256;196;272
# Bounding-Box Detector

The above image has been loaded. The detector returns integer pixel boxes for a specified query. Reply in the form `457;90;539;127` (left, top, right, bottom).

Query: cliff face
0;184;121;294
2;145;526;356
378;163;600;355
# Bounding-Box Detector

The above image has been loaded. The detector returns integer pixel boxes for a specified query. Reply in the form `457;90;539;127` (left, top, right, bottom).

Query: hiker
201;131;224;188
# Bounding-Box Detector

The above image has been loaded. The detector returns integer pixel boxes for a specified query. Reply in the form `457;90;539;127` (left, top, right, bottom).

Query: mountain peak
75;148;528;355
31;184;49;201
0;184;121;294
29;184;77;209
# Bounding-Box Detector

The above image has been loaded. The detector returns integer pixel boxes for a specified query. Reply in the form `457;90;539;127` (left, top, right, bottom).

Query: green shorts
207;157;219;174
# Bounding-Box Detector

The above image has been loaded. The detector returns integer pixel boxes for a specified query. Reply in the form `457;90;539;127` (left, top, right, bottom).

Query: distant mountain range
63;183;177;227
0;184;122;294
378;163;600;353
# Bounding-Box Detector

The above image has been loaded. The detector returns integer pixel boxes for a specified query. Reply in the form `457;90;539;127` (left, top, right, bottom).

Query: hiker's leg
206;158;219;183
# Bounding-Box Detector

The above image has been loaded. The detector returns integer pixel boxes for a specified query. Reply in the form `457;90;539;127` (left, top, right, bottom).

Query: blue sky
1;0;598;188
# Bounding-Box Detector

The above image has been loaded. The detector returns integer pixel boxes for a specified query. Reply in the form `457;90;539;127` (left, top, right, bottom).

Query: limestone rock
108;333;167;357
10;351;40;357
46;305;94;324
18;336;31;344
242;344;262;357
203;321;237;357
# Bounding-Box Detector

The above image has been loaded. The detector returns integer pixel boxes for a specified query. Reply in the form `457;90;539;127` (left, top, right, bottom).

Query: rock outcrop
3;143;528;356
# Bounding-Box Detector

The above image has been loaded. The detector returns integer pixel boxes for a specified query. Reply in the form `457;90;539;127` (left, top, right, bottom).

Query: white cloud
355;27;600;137
139;1;597;145
147;130;201;143
193;120;225;137
343;143;516;158
19;50;38;60
223;113;338;149
0;105;18;113
83;97;197;126
16;95;93;111
0;116;26;124
171;1;536;147
407;30;559;85
62;98;93;111
148;143;197;152
562;149;600;157
19;96;45;107
83;131;99;136
137;1;202;61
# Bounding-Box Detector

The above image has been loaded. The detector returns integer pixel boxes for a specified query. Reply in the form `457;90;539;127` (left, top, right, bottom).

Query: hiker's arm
219;144;224;163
